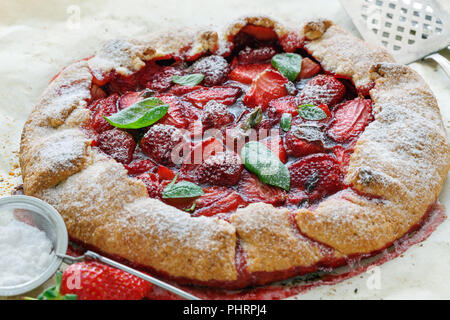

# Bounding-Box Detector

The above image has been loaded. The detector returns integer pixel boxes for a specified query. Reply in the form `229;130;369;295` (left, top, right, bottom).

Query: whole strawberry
60;261;151;300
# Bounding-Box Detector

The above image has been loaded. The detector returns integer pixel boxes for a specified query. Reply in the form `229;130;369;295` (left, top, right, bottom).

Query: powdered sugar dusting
37;61;92;127
38;130;89;171
0;208;54;287
122;198;234;251
305;25;395;90
88;39;149;79
346;63;450;215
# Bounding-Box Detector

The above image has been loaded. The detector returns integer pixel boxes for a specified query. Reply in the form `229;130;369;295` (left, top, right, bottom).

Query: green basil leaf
162;175;204;199
241;141;290;191
104;97;169;129
271;53;302;81
280;113;292;132
298;104;327;121
172;74;204;86
242;107;263;131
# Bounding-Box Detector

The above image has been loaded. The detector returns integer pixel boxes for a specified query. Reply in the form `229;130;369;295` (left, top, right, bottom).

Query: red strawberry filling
327;98;373;142
243;69;289;110
195;186;246;217
185;86;241;108
85;31;375;218
238;171;287;206
201;100;235;129
97;129;136;164
195;152;243;186
190;55;231;86
140;124;187;166
289;153;343;202
229;63;274;84
298;74;346;108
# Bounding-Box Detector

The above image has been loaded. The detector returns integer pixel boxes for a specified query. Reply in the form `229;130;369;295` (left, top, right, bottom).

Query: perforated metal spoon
340;0;450;77
58;252;201;300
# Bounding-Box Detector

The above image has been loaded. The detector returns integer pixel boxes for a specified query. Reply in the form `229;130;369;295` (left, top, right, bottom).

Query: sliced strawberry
107;73;140;95
143;66;183;92
289;153;343;201
140;124;187;166
201;100;235;130
261;135;287;163
238;46;277;64
157;165;176;181
284;129;324;157
167;84;203;96
317;103;332;118
124;159;156;176
327;98;373;142
241;25;278;41
158;94;199;129
297;57;321;79
91;85;107;100
332;145;353;175
298;75;346;108
243;69;288;110
195;152;243;186
287;188;309;206
267;96;299;120
136;172;162;198
357;81;375;96
280;32;304;52
185;86;241;109
118;91;144;110
195;186;246;216
97;129;136;164
238;171;287;206
90;94;119;133
180;137;225;175
229;63;273;84
191;55;230;86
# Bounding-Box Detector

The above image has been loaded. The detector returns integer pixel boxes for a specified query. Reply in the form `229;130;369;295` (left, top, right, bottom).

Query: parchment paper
0;0;449;299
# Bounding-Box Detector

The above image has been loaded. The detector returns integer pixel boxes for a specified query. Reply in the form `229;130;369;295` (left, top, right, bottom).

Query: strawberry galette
20;17;450;290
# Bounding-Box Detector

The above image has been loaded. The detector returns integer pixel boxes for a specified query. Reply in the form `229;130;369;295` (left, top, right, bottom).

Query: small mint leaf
104;97;169;129
241;141;290;191
298;104;327;120
162;175;204;199
271;53;302;81
172;74;204;86
280;113;292;132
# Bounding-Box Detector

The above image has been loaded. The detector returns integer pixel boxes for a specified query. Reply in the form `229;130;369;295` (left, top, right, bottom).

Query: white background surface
0;0;449;299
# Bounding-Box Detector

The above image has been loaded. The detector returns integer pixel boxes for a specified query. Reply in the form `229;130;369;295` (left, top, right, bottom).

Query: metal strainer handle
58;251;201;300
425;52;450;79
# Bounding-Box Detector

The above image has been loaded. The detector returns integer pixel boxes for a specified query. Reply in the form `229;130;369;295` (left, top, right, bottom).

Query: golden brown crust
231;203;325;273
19;15;450;285
346;63;450;217
21;129;92;195
296;190;411;254
107;198;237;281
88;29;219;81
304;23;395;91
224;15;288;39
296;28;450;255
36;156;148;244
302;19;333;40
36;157;237;281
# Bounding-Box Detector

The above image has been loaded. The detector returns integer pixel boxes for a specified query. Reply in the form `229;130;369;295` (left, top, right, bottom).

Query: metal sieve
0;195;200;300
0;195;68;297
